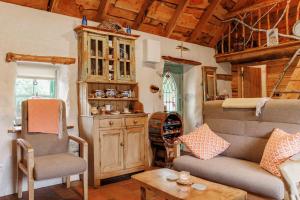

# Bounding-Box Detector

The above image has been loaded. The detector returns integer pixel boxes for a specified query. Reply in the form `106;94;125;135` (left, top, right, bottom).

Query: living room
0;0;300;200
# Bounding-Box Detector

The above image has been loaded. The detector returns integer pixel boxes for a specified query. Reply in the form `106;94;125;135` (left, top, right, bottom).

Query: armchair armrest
279;158;300;200
68;135;88;161
16;138;34;177
16;138;34;153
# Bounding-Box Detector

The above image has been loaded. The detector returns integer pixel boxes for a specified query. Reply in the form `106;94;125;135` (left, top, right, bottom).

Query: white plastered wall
0;1;232;196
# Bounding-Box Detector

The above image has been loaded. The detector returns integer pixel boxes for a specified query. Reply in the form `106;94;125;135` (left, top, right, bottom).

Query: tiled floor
0;179;142;200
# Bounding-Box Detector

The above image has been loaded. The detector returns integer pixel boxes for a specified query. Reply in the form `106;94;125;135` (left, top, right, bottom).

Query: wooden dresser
75;26;149;187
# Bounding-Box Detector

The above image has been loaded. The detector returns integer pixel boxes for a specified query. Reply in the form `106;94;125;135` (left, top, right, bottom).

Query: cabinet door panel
87;34;108;81
100;130;124;173
125;127;145;168
117;39;135;82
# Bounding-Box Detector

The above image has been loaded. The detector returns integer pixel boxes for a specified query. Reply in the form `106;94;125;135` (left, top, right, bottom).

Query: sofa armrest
68;135;88;162
279;159;300;200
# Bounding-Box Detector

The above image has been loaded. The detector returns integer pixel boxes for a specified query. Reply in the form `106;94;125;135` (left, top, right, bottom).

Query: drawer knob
120;142;124;147
109;121;114;126
133;120;138;124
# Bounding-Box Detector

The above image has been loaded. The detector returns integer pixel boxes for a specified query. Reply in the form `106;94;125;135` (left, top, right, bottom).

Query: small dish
166;174;179;181
191;183;207;191
121;111;132;114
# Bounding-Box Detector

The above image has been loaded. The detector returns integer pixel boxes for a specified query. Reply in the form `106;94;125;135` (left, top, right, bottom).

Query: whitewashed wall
0;1;231;196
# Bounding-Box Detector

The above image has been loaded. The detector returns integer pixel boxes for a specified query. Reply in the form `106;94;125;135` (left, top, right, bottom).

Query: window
15;63;57;119
163;71;177;112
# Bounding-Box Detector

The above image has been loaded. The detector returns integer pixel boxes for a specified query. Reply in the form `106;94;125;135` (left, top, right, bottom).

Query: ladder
270;49;300;99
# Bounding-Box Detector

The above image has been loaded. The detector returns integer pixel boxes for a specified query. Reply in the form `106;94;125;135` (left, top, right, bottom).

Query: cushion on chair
173;155;284;200
34;153;87;180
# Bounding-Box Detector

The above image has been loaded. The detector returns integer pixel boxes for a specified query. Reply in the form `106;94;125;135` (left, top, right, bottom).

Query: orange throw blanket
28;99;60;134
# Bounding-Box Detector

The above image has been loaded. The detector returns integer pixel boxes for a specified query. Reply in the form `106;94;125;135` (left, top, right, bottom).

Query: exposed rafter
132;0;154;30
47;0;59;12
188;0;221;43
209;0;252;47
96;0;110;22
164;0;189;37
224;0;286;19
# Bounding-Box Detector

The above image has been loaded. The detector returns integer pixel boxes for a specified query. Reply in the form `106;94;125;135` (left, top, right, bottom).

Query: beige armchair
16;100;88;200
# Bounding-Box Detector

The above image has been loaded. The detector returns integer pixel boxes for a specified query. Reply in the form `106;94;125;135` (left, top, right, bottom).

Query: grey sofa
173;100;300;200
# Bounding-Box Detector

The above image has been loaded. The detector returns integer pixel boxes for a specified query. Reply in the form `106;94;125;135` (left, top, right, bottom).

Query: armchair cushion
34;153;87;180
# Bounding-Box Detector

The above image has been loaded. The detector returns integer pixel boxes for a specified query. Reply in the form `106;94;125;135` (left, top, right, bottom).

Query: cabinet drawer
125;117;145;126
99;119;123;128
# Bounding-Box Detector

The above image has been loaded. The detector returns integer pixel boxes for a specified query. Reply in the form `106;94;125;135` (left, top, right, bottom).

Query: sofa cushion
179;124;230;160
260;128;300;177
34;153;87;180
173;155;284;199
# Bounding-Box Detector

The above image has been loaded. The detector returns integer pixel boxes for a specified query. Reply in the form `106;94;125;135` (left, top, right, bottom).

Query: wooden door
124;127;145;169
243;67;262;98
100;129;124;173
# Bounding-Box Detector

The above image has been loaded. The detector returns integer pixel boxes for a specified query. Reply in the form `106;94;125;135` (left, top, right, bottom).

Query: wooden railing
216;0;300;55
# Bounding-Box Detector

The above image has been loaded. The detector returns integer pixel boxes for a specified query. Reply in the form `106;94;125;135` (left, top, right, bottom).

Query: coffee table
132;168;247;200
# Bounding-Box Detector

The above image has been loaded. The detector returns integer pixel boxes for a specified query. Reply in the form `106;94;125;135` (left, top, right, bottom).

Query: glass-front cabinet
117;38;135;81
76;26;137;83
88;35;108;81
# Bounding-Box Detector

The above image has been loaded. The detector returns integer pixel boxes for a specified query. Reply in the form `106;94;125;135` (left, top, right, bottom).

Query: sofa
173;100;300;200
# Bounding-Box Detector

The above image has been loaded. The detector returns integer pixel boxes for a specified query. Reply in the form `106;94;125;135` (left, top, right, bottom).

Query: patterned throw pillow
178;124;230;160
260;128;300;177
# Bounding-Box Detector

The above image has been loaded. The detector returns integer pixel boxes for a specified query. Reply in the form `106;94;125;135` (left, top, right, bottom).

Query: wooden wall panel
231;58;299;98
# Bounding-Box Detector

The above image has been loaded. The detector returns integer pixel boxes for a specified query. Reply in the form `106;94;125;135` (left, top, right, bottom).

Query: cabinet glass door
88;35;108;81
117;39;134;81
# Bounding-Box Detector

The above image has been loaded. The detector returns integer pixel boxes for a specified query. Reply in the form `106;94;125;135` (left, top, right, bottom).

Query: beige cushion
34;153;87;180
173;155;284;200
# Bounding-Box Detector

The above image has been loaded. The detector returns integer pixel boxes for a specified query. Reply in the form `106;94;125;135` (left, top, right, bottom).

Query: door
87;34;108;81
100;129;124;173
243;66;262;98
117;38;135;81
124;127;145;168
163;63;183;115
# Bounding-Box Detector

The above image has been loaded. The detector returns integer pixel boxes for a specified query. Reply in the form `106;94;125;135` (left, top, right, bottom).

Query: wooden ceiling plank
164;0;189;37
225;0;286;19
132;0;154;30
209;0;251;47
96;0;110;21
188;0;221;43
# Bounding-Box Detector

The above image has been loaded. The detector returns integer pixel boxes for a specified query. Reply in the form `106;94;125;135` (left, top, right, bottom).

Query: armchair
16;100;88;200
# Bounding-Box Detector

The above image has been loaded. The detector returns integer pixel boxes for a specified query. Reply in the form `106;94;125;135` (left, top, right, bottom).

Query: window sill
8;125;75;134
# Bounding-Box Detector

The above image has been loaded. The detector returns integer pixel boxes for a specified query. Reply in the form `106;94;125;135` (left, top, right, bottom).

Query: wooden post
267;12;270;30
250;13;254;48
297;0;300;21
286;0;290;35
221;33;224;54
258;9;261;47
228;24;231;52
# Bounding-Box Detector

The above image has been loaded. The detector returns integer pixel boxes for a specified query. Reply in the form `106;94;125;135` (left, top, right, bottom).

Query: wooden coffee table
132;168;247;200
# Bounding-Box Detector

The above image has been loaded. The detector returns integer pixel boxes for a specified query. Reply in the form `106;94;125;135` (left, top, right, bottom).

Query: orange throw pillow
179;124;230;160
260;128;300;177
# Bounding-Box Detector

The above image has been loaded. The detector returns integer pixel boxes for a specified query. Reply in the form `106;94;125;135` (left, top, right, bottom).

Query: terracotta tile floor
0;179;144;200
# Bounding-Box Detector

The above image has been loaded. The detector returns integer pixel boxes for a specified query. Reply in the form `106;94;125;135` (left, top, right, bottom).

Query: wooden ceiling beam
164;0;189;37
47;0;59;12
96;0;110;22
132;0;154;30
188;0;221;43
224;0;286;19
